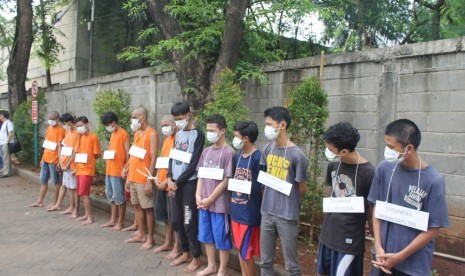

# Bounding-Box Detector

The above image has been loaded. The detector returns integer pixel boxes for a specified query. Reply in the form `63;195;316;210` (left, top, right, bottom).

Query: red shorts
77;175;93;196
231;220;260;260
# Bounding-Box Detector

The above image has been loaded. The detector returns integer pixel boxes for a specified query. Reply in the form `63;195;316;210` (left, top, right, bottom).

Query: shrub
287;76;329;249
196;69;250;143
12;92;47;165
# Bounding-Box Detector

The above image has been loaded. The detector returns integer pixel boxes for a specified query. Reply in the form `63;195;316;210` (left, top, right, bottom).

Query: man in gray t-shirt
369;119;449;276
259;107;308;276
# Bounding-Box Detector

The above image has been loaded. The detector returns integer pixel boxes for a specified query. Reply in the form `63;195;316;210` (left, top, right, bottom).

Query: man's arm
175;130;205;185
375;227;440;270
298;181;307;196
200;177;229;209
145;132;159;195
371;206;391;274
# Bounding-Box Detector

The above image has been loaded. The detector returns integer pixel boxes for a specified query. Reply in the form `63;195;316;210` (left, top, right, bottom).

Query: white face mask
77;125;86;134
48;119;57;126
106;125;115;133
232;137;244;150
207;131;220;144
130;118;141;132
162;125;173;136
384;146;406;163
325;147;341;162
62;124;70;131
175;119;188;131
264;125;279;141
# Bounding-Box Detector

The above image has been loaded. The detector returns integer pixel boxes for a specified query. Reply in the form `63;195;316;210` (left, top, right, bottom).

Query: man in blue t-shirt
368;119;450;276
230;121;262;276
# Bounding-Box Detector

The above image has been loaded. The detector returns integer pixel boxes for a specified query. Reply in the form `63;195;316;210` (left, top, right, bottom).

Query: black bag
6;124;21;154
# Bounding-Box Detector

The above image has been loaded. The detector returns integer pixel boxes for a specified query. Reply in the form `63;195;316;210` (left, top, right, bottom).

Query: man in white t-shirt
0;111;14;178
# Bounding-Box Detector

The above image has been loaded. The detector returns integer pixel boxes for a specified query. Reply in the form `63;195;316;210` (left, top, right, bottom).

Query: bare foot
60;208;74;215
82;218;94;225
185;258;203;273
100;221;116;228
196;265;218;276
153;243;173;253
70;213;78;219
75;215;88;221
125;235;145;243
121;224;138;232
216;272;229;276
47;206;61;212
139;240;154;251
112;223;124;231
170;253;191;266
45;203;54;209
28;202;44;207
165;248;182;260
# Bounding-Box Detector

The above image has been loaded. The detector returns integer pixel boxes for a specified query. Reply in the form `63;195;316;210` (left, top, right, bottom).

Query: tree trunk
46;68;52;88
7;0;34;118
145;0;249;112
431;0;445;40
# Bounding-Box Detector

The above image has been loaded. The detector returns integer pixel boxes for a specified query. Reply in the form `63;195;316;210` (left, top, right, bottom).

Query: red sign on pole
31;80;39;98
32;100;38;124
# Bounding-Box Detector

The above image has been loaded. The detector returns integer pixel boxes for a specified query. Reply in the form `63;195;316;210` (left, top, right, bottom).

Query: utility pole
88;0;95;79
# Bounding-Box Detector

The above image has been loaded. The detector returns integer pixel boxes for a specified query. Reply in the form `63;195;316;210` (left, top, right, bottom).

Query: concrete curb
13;166;288;275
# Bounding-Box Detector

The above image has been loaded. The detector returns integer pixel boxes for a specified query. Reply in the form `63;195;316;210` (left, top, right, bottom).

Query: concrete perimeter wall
4;37;465;257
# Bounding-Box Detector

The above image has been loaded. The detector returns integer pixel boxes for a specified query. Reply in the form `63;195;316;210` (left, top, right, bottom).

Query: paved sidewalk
0;176;240;276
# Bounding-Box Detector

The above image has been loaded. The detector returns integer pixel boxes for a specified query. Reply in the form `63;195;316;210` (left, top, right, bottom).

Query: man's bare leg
140;208;154;250
53;184;62;205
125;205;145;243
154;223;174;253
71;193;80;219
28;184;48;207
185;257;203;273
48;185;67;211
101;202;117;228
165;232;182;259
60;188;76;214
79;195;94;225
170;252;192;266
112;203;126;231
196;244;217;276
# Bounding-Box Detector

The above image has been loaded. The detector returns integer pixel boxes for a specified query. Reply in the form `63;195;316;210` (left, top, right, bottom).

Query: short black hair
264;106;291;130
171;102;190;116
385;119;421;149
206;114;227;130
101;111;118;125
59;113;75;124
0;111;9;119
75;116;89;124
323;121;360;152
233;121;259;143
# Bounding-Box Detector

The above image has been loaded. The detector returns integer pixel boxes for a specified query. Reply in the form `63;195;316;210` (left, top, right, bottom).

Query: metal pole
88;0;95;79
34;123;38;167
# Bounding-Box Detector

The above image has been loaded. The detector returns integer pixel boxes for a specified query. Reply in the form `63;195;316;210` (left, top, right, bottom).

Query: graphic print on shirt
330;170;355;197
231;166;252;205
266;154;290;181
404;185;428;210
174;140;189;165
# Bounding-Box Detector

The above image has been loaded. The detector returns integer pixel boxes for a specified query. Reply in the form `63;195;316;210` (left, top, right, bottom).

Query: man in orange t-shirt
123;107;159;250
153;114;181;258
74;116;101;225
47;113;81;215
29;111;65;208
100;111;130;231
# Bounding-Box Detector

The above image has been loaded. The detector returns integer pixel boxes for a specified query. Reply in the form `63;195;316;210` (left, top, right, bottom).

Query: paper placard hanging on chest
198;167;224;181
75;153;88;163
228;178;252;194
169;149;192;164
375;200;429;232
257;170;292;196
43;140;57;151
129;145;146;159
323;196;365;213
155;157;170;169
61;146;73;156
103;150;115;160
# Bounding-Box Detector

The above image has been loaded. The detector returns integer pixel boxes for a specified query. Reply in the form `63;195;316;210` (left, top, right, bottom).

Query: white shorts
62;170;77;189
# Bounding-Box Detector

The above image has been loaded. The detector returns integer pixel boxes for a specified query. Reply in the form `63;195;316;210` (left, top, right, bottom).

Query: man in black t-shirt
316;122;375;276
